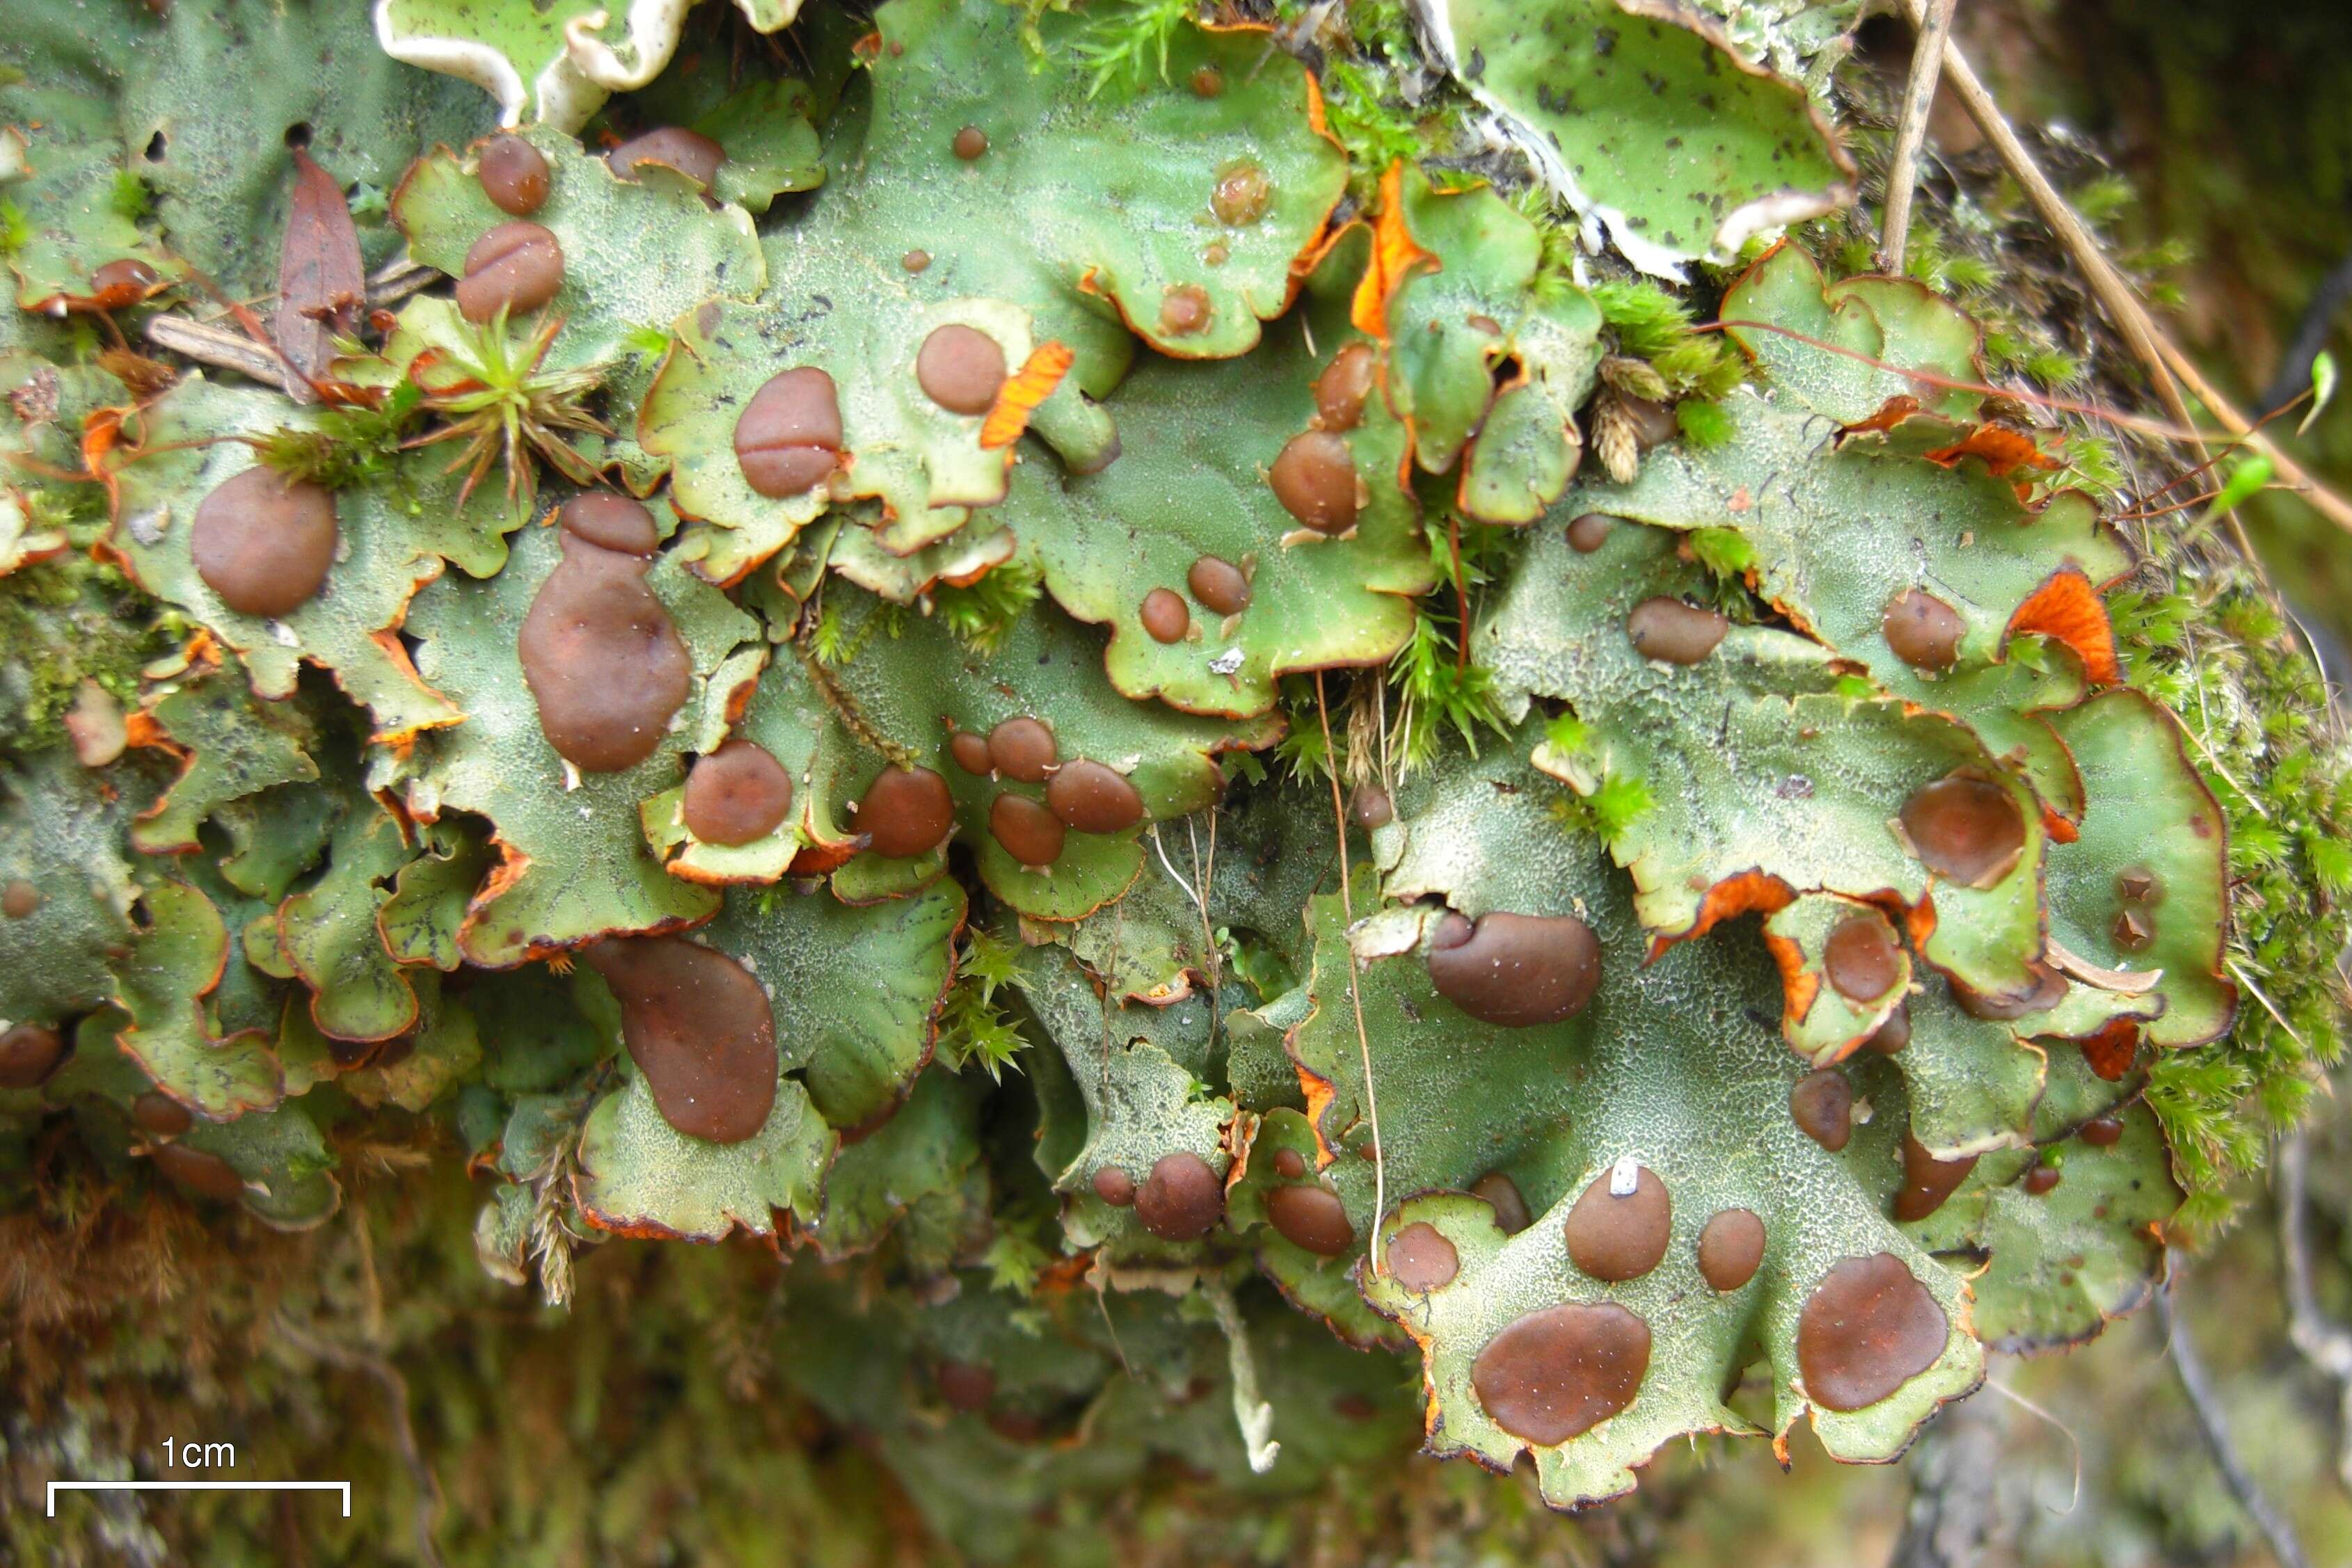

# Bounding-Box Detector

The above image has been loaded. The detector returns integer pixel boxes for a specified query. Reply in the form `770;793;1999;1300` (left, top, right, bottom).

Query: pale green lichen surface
2;0;2348;1560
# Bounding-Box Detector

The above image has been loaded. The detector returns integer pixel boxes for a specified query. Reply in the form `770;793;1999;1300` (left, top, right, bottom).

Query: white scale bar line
48;1481;350;1517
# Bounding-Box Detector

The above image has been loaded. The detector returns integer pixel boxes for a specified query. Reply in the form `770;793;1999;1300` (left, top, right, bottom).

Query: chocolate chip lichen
3;0;2346;1560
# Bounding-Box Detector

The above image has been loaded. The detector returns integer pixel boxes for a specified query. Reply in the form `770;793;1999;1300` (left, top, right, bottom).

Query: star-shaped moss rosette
104;376;529;743
759;583;1275;922
1357;164;1604;523
0;0;2323;1537
635;0;1348;582
390;125;769;374
1484;517;2055;1007
1004;227;1434;719
375;0;805;132
1419;0;1854;275
400;493;756;966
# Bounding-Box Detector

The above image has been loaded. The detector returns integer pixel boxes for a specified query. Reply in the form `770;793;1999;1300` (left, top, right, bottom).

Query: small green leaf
2301;349;2338;435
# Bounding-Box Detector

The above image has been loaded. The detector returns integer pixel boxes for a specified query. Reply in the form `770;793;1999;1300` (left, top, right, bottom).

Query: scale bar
48;1481;350;1517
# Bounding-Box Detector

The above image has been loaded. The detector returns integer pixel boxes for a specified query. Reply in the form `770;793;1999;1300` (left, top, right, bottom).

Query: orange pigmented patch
1903;893;1938;954
1031;1252;1095;1297
364;629;467;746
81;407;128;509
2007;566;2121;687
120;711;171;752
1924;422;2055;479
980;341;1073;450
721;672;759;726
1843;394;1923;435
1763;927;1820;1034
2077;1017;2140;1082
1649;870;1795;959
1295;1060;1340;1169
787;838;861;877
1349;163;1435;340
574;1202;700;1242
1298;51;1331;138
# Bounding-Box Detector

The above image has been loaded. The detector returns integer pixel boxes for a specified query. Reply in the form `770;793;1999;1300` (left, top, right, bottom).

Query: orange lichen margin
1349;163;1436;340
1923;422;2057;479
2007;566;2122;686
1294;1059;1341;1171
1648;868;1796;959
980;342;1073;450
1762;926;1823;1039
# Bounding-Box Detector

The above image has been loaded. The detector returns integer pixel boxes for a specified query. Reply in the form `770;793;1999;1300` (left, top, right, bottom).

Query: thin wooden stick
1896;0;2352;536
367;251;440;310
1877;0;1959;274
143;313;296;394
2278;1129;2352;1491
2159;1277;2314;1568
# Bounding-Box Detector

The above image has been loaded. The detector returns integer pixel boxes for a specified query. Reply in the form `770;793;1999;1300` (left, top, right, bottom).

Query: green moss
0;551;178;749
2128;570;2352;1235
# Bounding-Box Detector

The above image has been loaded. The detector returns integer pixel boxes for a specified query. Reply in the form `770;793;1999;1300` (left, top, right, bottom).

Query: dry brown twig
136;246;432;399
2159;1277;2314;1568
141;313;299;394
273;1318;447;1568
2278;1128;2352;1491
366;251;439;309
1876;0;1958;274
1894;0;2352;537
